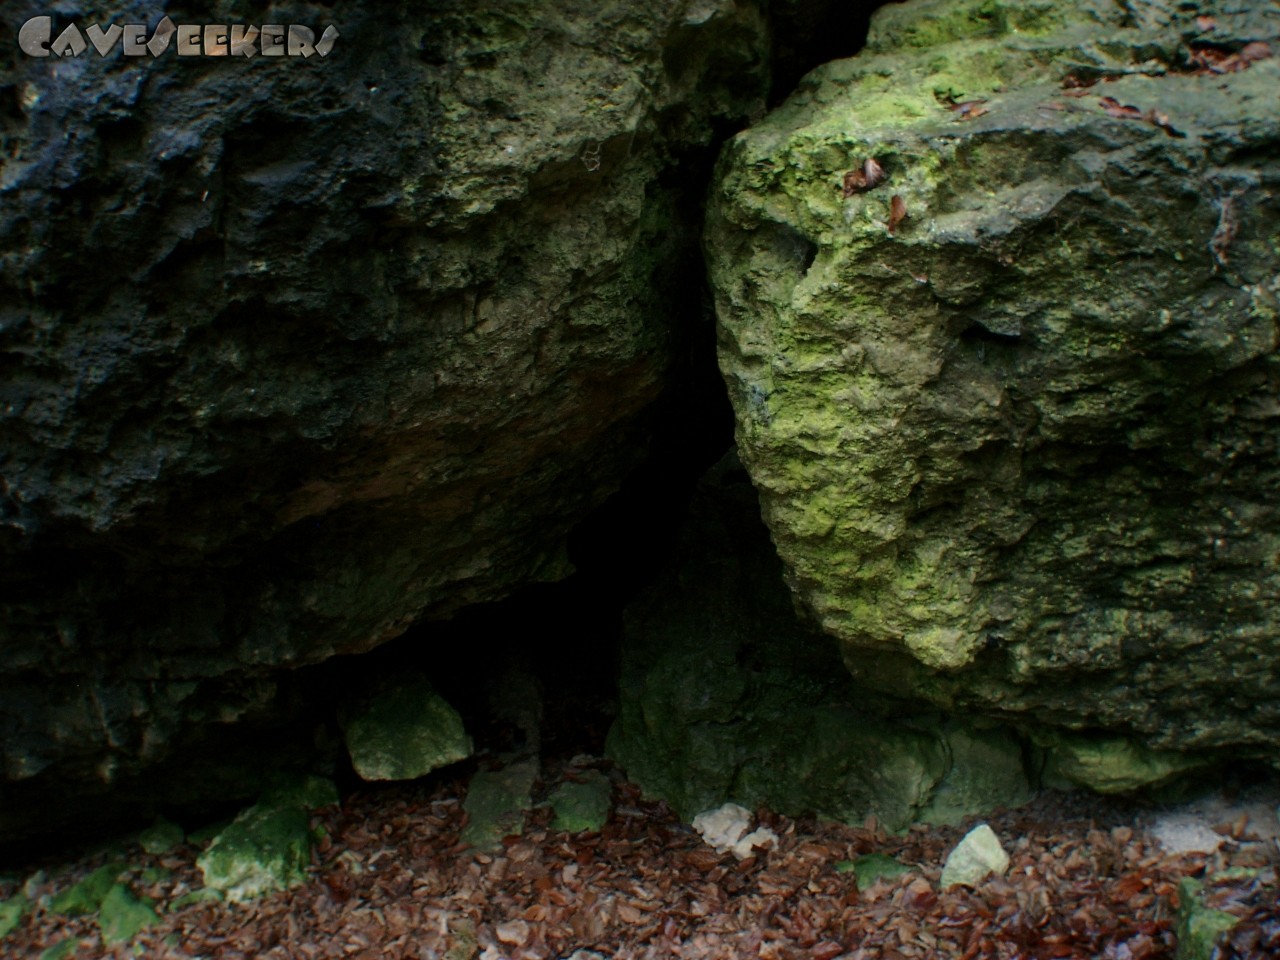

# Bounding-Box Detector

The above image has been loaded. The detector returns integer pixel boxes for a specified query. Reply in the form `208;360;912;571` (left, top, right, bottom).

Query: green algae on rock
340;673;472;782
196;775;336;903
1175;877;1240;960
49;862;127;916
0;0;771;844
548;770;613;834
460;758;540;852
0;892;28;939
706;0;1280;769
96;883;160;946
608;454;1033;829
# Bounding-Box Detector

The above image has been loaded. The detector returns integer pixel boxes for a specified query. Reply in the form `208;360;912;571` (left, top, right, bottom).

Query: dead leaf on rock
950;99;989;121
1099;96;1144;119
842;158;886;197
888;195;907;235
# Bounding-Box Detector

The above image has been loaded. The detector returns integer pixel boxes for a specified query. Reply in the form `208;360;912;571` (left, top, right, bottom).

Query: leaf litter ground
2;760;1277;960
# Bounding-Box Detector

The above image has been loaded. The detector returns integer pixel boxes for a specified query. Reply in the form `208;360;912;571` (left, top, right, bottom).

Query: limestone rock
691;802;778;859
607;453;1033;830
548;770;612;833
707;0;1280;766
0;0;770;842
850;852;915;889
96;884;159;946
1175;877;1239;960
460;757;539;852
340;673;472;782
940;824;1010;888
196;774;336;903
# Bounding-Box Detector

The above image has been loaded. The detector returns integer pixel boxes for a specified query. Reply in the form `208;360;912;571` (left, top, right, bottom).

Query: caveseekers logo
18;16;339;58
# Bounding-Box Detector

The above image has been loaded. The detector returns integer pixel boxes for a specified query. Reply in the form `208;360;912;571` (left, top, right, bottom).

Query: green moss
97;884;159;946
340;674;473;782
0;892;28;939
50;863;126;916
1175;878;1239;960
1039;732;1207;794
548;771;612;833
460;758;538;852
196;776;335;903
38;940;77;960
852;853;916;888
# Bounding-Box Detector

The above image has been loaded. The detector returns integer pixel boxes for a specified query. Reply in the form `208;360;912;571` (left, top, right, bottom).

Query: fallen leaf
1241;40;1273;62
1099;96;1144;119
1195;15;1216;32
950;99;989;120
1144;108;1186;138
888;195;907;234
842;157;886;197
495;919;530;945
617;901;643;924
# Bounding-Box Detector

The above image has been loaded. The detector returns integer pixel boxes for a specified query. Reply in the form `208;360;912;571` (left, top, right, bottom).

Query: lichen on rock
706;0;1280;768
339;673;472;782
0;0;770;842
196;774;336;903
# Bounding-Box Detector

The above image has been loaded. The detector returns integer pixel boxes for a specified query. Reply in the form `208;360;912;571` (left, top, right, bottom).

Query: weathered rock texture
707;0;1280;774
0;0;769;840
607;454;1033;829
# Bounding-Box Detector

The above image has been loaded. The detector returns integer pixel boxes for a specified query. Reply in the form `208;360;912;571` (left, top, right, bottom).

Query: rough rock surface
0;0;769;841
606;453;1033;829
338;672;472;782
706;0;1280;770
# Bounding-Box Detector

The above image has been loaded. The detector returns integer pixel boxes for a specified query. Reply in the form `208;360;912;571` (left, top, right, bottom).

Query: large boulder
706;0;1280;772
607;454;1034;829
0;0;769;841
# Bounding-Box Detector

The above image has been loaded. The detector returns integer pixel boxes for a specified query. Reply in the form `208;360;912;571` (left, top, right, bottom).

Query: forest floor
2;757;1278;960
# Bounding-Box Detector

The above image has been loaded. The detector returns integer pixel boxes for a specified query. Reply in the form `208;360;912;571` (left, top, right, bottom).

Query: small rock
0;892;28;938
460;758;538;852
97;883;159;945
850;852;915;889
941;824;1010;888
139;815;184;855
548;771;612;833
49;863;126;916
1175;877;1239;960
196;775;335;903
692;802;778;859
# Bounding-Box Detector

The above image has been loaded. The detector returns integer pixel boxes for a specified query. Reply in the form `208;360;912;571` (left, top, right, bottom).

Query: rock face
707;0;1280;769
607;454;1033;829
0;0;769;840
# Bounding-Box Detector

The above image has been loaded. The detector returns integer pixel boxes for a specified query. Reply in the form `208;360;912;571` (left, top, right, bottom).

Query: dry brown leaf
888;194;907;235
1099;96;1144;119
950;99;989;120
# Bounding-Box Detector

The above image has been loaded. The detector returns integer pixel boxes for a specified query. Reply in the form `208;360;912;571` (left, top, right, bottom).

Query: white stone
940;824;1010;888
692;802;778;859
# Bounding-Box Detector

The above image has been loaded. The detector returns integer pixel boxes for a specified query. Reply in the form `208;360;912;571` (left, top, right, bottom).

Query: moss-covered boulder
548;770;612;833
340;673;472;782
706;0;1280;770
1175;877;1240;960
0;0;771;843
460;758;539;852
608;454;1032;829
196;774;336;903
